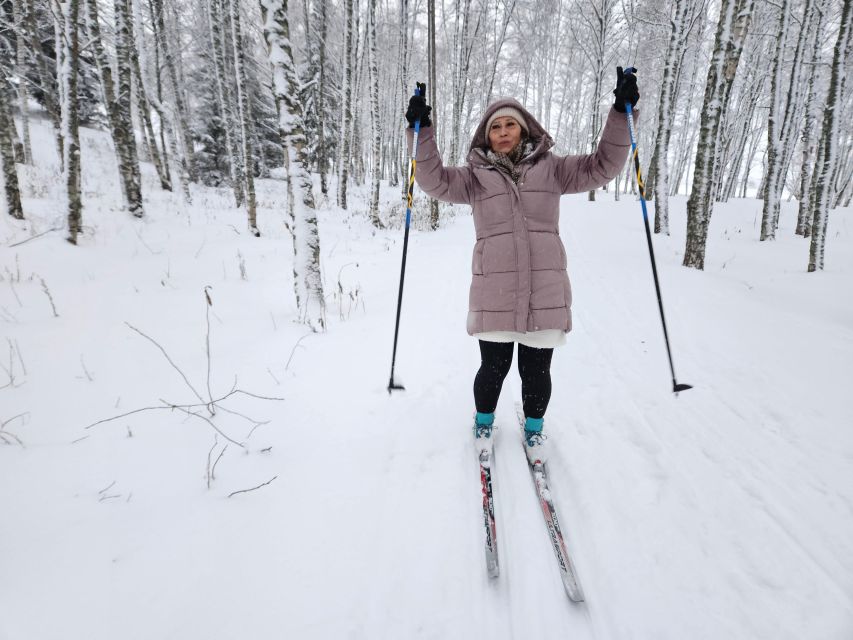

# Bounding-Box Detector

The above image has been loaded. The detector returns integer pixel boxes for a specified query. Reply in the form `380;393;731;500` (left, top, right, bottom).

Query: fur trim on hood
467;98;554;165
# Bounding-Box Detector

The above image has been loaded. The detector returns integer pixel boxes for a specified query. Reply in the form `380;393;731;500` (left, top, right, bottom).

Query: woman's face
488;117;522;153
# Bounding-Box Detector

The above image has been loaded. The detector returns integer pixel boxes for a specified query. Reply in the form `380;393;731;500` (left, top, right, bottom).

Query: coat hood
467;98;554;165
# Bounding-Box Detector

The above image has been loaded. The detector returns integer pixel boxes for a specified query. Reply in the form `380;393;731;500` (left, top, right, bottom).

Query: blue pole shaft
624;101;689;394
388;85;423;392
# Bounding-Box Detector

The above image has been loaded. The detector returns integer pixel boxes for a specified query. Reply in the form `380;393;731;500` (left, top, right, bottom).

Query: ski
478;446;499;578
516;403;585;602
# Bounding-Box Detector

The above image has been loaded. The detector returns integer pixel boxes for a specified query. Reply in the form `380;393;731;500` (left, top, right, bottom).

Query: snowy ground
1;121;852;640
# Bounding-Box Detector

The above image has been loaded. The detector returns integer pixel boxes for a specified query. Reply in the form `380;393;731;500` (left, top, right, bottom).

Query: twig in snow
84;388;285;432
125;322;206;406
7;226;62;248
228;475;277;498
206;435;218;489
80;355;94;381
237;251;247;280
7;280;22;307
211;444;227;481
204;287;215;416
13;339;26;375
0;413;26;446
267;367;280;385
285;333;312;371
159;400;244;447
38;277;58;317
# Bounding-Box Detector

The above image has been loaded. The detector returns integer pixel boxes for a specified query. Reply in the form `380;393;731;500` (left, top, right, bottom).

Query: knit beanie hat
485;107;529;136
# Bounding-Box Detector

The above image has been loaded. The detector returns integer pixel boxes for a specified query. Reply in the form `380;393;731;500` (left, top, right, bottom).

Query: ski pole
388;82;426;394
622;67;692;395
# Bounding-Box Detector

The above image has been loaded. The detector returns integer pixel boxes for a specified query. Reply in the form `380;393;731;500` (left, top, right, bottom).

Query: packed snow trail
1;122;851;639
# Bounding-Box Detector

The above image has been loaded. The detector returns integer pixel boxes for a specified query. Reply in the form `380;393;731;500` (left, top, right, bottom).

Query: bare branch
125;322;205;405
228;475;277;498
7;227;62;248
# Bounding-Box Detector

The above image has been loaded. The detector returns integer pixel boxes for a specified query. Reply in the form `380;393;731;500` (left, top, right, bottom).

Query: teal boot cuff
476;412;495;426
525;417;544;433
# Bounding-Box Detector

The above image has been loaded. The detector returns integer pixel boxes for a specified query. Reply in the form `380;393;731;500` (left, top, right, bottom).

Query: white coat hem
474;329;567;349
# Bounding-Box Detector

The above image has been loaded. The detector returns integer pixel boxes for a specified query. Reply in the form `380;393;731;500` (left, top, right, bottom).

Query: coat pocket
481;232;516;274
529;232;567;271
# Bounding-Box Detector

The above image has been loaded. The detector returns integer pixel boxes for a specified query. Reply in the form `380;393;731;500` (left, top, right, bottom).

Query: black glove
405;82;432;128
613;66;639;113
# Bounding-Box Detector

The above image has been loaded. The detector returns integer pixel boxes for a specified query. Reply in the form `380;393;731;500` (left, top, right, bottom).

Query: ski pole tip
673;382;693;395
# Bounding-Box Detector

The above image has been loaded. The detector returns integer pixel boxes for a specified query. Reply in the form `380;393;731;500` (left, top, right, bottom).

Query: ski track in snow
1;122;852;639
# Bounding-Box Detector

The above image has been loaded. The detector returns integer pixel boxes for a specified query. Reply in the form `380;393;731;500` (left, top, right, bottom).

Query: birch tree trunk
91;0;159;206
259;0;325;331
229;0;258;234
397;0;411;199
0;86;24;219
60;0;83;243
808;0;852;272
337;0;354;209
13;0;33;165
796;0;828;236
760;0;816;240
24;0;63;160
152;0;197;183
313;0;328;195
683;0;755;270
651;0;699;233
428;0;440;230
112;0;145;217
367;0;382;228
206;0;243;205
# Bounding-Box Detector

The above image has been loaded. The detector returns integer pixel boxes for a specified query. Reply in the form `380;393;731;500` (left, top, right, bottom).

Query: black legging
474;340;554;419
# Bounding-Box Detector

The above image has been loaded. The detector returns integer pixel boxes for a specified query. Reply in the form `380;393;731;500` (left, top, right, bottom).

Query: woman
405;68;639;464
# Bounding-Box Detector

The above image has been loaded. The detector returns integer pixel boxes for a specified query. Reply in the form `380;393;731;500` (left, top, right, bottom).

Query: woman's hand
405;83;433;128
612;67;639;113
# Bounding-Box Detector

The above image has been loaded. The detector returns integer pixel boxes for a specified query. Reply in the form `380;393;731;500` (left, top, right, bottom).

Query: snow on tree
649;0;702;234
259;0;325;331
228;0;258;234
808;0;852;272
59;0;83;242
0;80;24;219
336;0;353;210
760;0;820;241
683;0;755;270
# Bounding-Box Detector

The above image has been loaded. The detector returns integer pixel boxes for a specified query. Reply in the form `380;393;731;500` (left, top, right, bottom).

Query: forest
1;0;851;321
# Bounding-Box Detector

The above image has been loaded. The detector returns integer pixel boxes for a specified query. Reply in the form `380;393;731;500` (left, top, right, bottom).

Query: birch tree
0;83;24;219
229;0;259;234
367;0;382;227
760;0;818;241
151;0;197;184
59;0;83;242
797;0;830;236
683;0;755;270
13;0;33;165
87;0;144;217
336;0;354;209
427;0;440;230
650;0;701;233
205;0;243;203
808;0;852;272
570;0;622;201
259;0;325;331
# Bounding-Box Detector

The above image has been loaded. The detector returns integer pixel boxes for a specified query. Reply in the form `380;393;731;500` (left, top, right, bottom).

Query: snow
1;120;852;639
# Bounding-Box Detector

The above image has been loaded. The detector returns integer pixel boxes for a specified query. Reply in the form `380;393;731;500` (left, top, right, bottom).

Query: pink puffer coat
409;98;635;335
